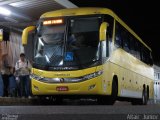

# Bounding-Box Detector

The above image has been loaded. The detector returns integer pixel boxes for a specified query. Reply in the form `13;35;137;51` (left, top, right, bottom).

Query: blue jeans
0;74;4;96
2;74;9;97
19;75;31;97
9;75;17;97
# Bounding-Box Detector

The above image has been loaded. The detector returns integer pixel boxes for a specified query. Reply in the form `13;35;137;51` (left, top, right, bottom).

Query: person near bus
1;55;10;97
8;67;17;97
15;53;32;98
0;73;4;97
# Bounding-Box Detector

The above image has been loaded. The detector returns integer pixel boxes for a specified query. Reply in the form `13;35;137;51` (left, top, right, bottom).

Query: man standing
15;53;32;98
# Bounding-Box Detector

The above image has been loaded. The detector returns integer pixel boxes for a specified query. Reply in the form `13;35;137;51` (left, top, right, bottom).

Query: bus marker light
88;84;96;90
43;19;63;25
34;85;39;91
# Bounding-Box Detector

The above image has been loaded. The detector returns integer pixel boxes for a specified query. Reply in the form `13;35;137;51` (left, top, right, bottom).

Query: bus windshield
34;17;101;70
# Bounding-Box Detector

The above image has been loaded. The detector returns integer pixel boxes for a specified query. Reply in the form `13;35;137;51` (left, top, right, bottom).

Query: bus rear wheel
53;97;63;104
141;88;148;105
132;88;148;105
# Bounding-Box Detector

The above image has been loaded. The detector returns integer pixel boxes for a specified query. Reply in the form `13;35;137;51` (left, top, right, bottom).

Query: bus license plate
56;86;69;91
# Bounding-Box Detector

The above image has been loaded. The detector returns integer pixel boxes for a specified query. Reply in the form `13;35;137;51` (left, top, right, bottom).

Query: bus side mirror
22;26;36;45
99;22;109;41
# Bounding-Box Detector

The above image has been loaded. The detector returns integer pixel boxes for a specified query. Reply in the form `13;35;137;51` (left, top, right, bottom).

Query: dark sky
69;0;160;65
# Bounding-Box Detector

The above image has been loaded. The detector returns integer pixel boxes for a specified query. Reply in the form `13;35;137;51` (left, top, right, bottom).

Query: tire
37;96;54;105
131;99;139;105
37;96;47;105
53;97;63;105
131;88;148;105
142;88;148;105
98;80;118;105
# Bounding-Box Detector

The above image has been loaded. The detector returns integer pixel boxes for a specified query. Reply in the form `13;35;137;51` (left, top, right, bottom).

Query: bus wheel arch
97;75;118;105
112;75;118;95
112;75;118;99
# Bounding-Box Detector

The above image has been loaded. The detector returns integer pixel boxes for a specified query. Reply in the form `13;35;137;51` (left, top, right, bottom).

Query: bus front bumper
31;76;104;95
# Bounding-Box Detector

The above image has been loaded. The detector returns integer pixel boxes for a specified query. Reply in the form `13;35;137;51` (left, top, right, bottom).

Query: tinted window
141;46;152;65
130;35;136;56
122;29;130;52
114;21;152;65
134;41;141;60
66;17;101;66
115;22;123;48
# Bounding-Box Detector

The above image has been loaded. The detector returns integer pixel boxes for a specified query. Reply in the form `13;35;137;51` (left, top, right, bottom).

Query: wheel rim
142;89;147;105
142;93;145;104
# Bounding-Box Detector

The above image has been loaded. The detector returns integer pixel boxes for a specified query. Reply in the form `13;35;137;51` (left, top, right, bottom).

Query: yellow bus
22;7;154;105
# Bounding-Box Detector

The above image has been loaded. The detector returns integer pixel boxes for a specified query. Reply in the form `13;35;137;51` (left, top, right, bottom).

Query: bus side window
141;46;146;63
135;41;141;60
122;30;130;52
149;52;153;65
141;46;152;65
130;35;136;56
115;22;123;48
115;30;122;47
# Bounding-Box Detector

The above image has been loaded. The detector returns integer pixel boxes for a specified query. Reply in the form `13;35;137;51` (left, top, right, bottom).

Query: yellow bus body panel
31;66;108;95
108;48;154;99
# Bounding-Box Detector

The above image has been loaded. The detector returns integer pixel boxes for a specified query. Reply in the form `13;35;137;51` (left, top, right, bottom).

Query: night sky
69;0;160;65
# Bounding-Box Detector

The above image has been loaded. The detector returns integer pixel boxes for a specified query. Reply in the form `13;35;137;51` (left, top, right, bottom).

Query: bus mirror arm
22;26;36;45
99;22;109;41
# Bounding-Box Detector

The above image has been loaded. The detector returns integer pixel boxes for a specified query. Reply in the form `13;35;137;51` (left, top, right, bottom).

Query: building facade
153;65;160;103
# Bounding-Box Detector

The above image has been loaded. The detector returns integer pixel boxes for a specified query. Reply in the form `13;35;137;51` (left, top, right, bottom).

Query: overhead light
0;7;11;16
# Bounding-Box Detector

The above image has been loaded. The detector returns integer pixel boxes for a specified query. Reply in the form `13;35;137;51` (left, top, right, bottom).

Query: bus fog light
88;84;96;90
34;85;39;91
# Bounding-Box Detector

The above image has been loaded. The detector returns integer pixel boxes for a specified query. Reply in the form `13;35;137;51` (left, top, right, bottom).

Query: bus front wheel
98;79;118;105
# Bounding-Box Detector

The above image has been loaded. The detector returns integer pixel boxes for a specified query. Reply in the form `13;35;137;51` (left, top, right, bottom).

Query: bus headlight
83;70;103;80
30;74;45;81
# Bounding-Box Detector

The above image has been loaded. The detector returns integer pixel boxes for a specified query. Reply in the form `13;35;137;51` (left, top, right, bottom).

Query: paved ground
0;97;133;106
0;105;160;120
0;97;159;120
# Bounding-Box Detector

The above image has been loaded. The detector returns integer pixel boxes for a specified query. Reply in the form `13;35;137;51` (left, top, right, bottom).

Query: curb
0;97;35;105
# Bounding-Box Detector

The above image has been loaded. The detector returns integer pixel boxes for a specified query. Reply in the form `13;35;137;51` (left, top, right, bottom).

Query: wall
0;32;24;68
153;65;160;103
8;32;24;67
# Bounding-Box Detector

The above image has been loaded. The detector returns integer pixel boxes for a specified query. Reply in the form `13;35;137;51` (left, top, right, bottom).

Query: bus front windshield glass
34;17;101;69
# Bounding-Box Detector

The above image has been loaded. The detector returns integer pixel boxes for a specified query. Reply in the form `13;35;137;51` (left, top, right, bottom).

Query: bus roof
41;7;151;51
